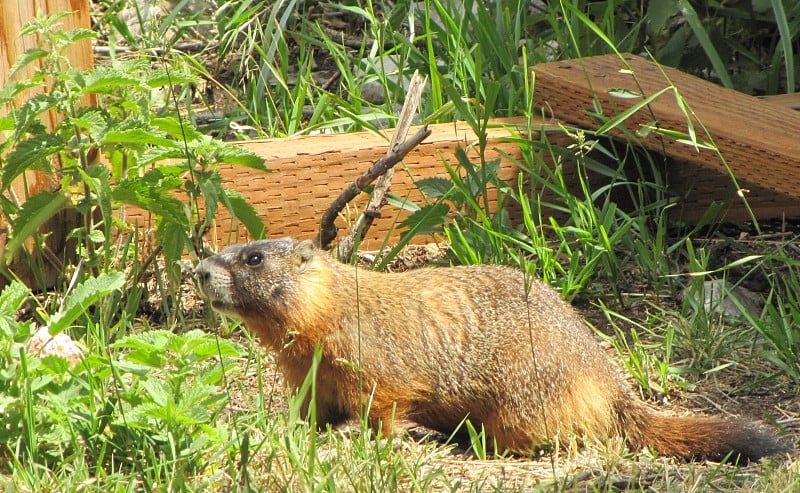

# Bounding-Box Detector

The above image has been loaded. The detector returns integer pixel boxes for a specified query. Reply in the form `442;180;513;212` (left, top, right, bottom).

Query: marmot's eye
245;252;263;267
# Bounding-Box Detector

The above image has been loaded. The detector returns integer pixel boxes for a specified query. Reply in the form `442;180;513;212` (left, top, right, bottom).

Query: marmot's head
196;238;318;319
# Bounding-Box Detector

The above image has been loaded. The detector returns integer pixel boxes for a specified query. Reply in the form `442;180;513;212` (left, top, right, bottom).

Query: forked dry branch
318;71;429;255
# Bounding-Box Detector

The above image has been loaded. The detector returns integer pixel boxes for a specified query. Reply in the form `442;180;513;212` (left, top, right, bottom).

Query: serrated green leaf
3;134;63;188
415;176;454;198
197;172;221;231
196;364;234;388
39;354;71;374
87;229;105;244
7;48;49;81
14;92;61;139
113;177;188;228
159;220;188;278
199;140;268;170
68;110;107;134
113;330;171;353
399;202;450;235
221;189;266;240
140;379;170;407
123;350;167;370
102;128;178;147
0;281;29;316
202;336;241;359
81;68;142;94
0;80;38;104
2;191;68;267
152;116;202;141
143;164;188;180
176;329;240;359
59;28;97;44
138;147;190;166
48;272;124;334
178;385;222;423
19;12;71;36
0;282;31;337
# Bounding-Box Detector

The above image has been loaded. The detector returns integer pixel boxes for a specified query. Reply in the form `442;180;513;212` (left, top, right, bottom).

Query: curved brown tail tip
705;420;794;463
626;406;794;463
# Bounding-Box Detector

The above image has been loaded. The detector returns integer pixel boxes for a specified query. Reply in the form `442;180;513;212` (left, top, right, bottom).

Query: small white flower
27;326;83;368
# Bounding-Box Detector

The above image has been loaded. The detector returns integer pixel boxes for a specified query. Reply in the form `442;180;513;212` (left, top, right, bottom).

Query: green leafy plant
0;274;123;470
0;13;267;300
596;304;683;399
0;277;248;489
391;149;514;267
109;329;243;486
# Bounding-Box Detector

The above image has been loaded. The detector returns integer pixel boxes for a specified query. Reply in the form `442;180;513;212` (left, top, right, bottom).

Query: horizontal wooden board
532;53;800;223
120;118;551;250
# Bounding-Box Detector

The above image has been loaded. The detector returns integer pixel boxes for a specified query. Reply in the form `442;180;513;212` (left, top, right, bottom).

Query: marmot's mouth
210;300;240;316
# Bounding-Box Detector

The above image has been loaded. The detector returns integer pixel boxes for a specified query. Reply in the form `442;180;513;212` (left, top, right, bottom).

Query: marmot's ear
293;239;316;270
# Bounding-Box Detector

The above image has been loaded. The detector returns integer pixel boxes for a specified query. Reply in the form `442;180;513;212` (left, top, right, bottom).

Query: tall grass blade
595;86;671;135
770;0;796;92
675;0;734;88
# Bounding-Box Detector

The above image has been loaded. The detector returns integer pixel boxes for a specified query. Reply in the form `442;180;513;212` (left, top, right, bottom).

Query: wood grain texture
532;53;800;223
121;118;546;250
1;0;93;288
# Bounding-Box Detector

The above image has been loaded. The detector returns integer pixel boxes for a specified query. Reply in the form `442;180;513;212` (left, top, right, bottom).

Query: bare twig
318;71;428;252
320;72;428;256
318;123;431;250
364;73;427;218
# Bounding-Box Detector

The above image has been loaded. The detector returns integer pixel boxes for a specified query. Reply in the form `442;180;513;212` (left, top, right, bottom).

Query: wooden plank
121;118;570;250
761;93;800;110
532;53;800;222
1;0;95;195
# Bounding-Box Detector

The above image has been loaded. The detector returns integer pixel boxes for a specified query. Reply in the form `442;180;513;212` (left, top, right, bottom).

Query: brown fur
196;238;791;462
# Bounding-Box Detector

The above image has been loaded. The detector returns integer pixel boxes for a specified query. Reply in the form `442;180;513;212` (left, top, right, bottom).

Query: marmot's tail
617;401;792;462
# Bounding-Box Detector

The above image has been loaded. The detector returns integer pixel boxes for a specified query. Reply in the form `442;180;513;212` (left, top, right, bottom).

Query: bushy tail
617;401;792;463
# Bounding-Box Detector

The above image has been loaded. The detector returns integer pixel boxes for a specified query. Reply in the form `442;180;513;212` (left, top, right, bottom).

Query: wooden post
1;0;95;132
0;0;94;288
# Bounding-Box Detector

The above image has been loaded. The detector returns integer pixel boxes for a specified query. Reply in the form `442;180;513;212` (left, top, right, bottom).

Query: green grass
1;0;798;491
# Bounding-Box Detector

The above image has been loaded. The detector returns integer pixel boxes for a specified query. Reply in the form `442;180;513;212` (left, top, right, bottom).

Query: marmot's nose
195;262;212;286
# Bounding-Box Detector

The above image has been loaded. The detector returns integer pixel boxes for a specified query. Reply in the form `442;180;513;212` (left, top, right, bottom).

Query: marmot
196;238;790;462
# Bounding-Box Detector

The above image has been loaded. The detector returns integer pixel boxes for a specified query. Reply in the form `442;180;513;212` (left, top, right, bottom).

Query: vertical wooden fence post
0;0;94;288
